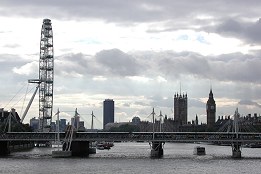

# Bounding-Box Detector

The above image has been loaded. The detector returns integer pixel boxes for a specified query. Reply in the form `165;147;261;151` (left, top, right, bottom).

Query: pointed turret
195;114;198;125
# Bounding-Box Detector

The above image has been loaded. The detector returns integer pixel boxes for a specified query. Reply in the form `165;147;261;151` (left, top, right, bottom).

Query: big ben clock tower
206;89;216;127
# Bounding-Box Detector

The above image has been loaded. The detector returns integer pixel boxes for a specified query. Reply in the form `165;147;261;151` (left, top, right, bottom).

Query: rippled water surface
0;142;260;174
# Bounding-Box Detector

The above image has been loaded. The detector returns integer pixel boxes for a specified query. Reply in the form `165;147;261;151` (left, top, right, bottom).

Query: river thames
0;142;260;174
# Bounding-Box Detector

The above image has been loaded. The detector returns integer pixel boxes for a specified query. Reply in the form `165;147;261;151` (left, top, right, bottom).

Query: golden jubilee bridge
0;131;260;143
0;131;260;158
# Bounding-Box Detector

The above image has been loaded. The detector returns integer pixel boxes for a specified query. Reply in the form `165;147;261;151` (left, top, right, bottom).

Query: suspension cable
10;86;35;109
4;82;27;109
20;82;30;116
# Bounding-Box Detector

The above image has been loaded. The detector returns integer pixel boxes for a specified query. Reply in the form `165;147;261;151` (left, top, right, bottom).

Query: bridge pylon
150;108;164;158
231;108;241;158
150;141;164;158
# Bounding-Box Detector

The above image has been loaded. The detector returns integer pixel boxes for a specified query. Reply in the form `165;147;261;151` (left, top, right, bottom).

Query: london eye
38;19;54;131
19;19;54;132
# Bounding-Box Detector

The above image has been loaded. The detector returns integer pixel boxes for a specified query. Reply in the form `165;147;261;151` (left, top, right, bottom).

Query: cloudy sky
1;0;261;128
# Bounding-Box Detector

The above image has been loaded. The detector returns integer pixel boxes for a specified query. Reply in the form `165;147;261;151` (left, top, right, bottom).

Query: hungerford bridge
1;107;260;158
0;131;260;158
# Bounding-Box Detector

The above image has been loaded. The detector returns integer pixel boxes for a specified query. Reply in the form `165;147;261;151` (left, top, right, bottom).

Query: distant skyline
1;0;261;129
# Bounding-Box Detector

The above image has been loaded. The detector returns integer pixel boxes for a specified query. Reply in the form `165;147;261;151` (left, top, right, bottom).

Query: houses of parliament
137;88;261;132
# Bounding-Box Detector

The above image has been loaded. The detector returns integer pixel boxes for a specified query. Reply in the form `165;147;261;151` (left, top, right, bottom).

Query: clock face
211;105;215;109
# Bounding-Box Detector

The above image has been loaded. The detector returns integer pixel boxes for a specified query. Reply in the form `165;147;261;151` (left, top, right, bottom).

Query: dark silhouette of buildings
103;99;114;129
0;108;21;123
0;108;31;132
206;89;216;128
174;93;187;125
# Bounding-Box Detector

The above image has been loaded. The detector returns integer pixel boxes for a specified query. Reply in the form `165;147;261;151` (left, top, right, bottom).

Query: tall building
71;115;80;130
103;99;114;129
174;93;188;125
30;117;39;132
206;89;216;127
60;119;67;132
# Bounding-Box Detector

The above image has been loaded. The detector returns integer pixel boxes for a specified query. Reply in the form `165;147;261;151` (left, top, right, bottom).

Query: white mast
91;111;94;130
56;109;60;145
234;108;239;138
159;110;163;132
152;108;155;140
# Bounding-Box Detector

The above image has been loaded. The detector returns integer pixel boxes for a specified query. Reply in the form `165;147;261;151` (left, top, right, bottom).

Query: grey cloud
217;19;243;34
0;54;26;72
149;95;173;108
238;100;261;108
140;51;261;84
189;99;205;108
1;0;261;25
0;0;166;23
2;0;261;46
210;55;261;83
55;49;261;85
133;101;150;107
157;52;210;79
56;53;104;77
56;49;143;78
216;18;261;44
95;49;142;76
0;54;32;94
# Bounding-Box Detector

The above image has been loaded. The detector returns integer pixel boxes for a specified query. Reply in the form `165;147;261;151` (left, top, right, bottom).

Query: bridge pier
0;141;10;156
89;142;96;154
150;141;164;158
70;141;90;156
232;142;241;158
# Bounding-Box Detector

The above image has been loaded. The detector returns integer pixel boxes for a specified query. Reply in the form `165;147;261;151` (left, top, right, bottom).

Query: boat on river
193;146;206;155
245;143;261;148
96;142;114;150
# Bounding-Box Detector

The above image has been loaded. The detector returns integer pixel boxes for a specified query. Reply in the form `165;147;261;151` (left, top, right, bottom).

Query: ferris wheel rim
38;18;54;131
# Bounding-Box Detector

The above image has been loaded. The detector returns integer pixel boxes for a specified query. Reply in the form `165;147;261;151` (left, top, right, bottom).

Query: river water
0;142;260;174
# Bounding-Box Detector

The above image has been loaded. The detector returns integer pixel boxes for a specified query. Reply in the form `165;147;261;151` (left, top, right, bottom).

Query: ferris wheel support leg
21;85;39;123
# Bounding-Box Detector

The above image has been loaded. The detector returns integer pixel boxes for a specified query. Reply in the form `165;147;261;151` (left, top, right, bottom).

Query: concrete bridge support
89;142;96;154
0;141;10;156
70;141;90;156
232;142;241;158
150;141;164;158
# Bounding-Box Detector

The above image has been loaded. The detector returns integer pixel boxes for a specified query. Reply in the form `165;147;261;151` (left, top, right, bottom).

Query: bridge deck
0;132;260;143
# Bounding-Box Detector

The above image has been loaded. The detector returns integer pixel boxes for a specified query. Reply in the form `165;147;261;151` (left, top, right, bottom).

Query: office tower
103;99;114;129
174;93;188;125
71;115;80;130
30;117;39;132
60;119;67;132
